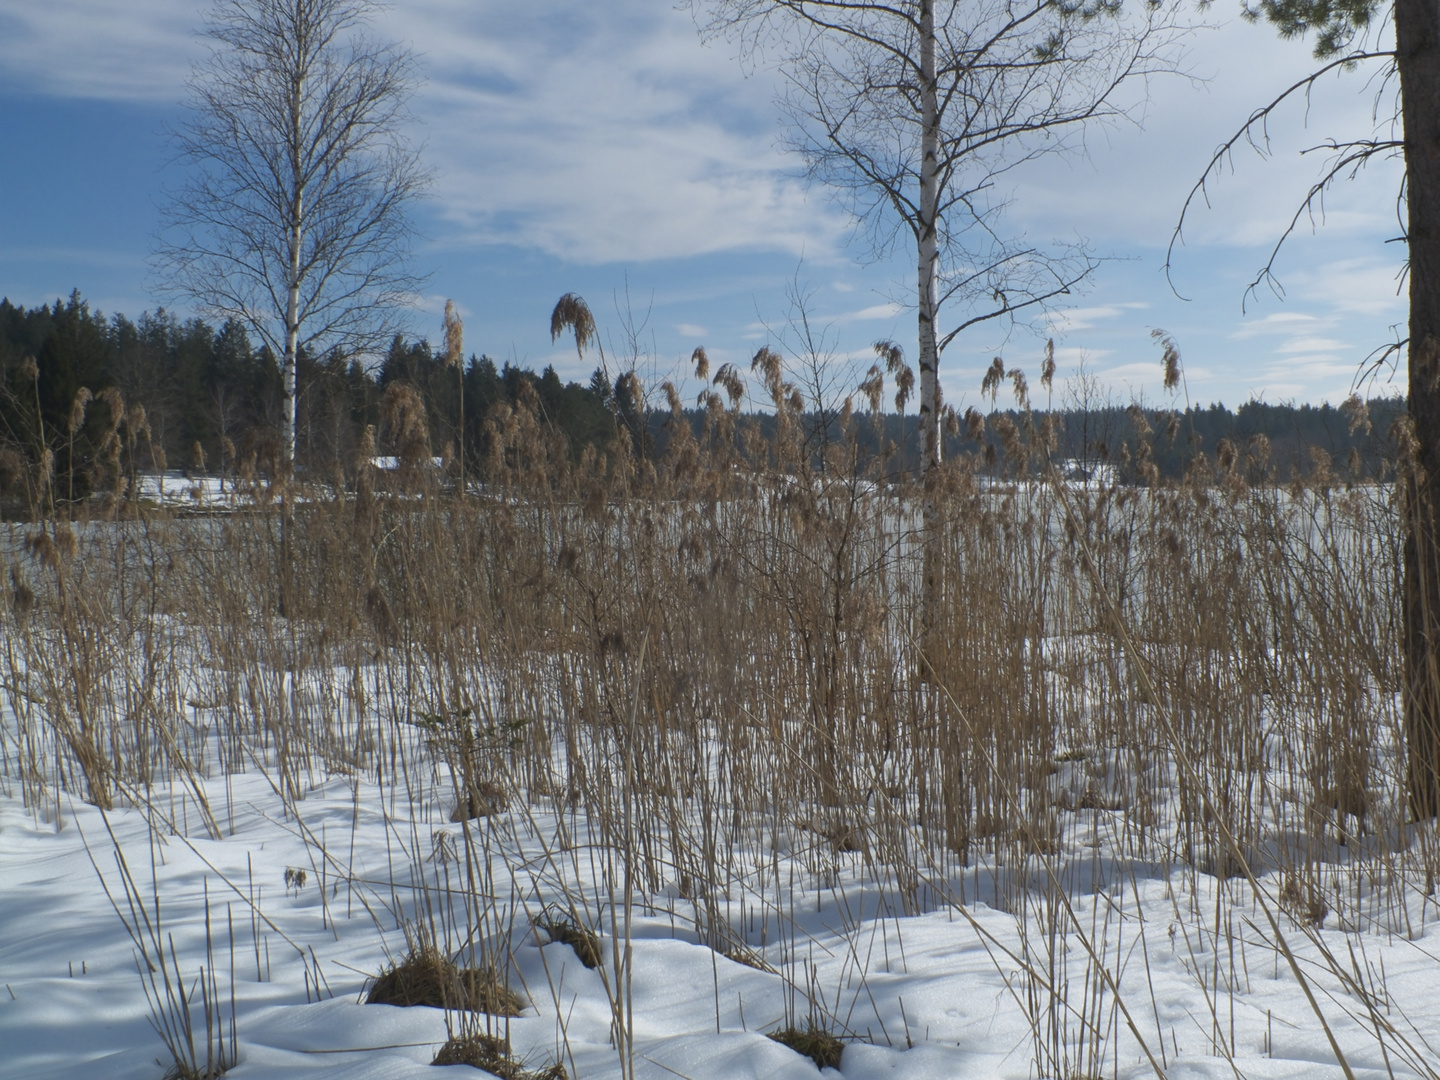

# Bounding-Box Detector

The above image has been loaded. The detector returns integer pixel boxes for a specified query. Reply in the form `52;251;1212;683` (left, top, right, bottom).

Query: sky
0;0;1411;413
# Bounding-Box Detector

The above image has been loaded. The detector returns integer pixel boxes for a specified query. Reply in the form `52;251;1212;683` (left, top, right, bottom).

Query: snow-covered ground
4;743;1440;1080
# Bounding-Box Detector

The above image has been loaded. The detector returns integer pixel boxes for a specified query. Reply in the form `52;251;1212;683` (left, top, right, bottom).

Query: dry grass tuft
1278;877;1329;928
720;944;776;973
534;912;602;970
449;779;509;821
768;1024;846;1070
367;946;524;1016
431;1032;568;1078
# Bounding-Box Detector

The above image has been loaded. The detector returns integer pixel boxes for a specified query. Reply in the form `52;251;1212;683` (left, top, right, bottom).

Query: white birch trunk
283;61;304;475
918;0;943;664
917;0;942;478
283;241;300;473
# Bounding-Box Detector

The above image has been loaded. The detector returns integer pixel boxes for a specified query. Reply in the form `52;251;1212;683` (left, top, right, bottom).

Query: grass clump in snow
366;945;524;1016
533;910;602;970
431;1032;568;1078
720;943;775;973
768;1024;845;1070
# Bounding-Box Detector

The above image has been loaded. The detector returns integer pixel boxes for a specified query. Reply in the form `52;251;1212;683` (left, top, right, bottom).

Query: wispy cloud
1229;311;1320;339
1096;361;1179;389
840;302;904;322
390;2;849;265
1046;302;1148;333
1275;336;1351;355
0;0;850;266
1053;345;1113;364
1282;257;1406;318
0;1;198;101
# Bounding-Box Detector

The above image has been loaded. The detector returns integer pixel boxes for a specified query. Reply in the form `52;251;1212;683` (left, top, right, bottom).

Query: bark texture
1399;0;1440;819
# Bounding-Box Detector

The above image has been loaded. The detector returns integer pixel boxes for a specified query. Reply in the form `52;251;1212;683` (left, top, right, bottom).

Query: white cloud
0;1;1410;410
1053;345;1113;364
395;2;851;265
1096;361;1174;388
1262;357;1357;380
0;0;851;266
1282;257;1407;317
0;1;198;100
676;323;707;338
1047;303;1148;333
1229;311;1320;339
1004;14;1403;296
1275;336;1351;355
842;302;904;322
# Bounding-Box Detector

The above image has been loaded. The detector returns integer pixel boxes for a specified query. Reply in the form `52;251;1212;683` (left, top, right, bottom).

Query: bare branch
1164;48;1393;299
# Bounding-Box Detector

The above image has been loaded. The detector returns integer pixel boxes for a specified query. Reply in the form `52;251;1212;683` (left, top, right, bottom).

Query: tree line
0;290;1406;515
0;291;619;511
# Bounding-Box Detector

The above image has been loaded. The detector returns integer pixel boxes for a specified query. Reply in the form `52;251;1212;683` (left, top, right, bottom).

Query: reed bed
1;374;1434;1078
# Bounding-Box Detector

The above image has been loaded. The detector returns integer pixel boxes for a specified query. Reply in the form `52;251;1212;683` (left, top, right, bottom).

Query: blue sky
0;0;1409;412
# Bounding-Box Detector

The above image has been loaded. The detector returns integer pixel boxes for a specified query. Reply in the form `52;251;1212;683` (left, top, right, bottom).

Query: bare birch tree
156;0;427;474
691;0;1180;476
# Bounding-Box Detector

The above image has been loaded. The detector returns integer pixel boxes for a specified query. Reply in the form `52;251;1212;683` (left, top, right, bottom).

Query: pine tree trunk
1398;0;1440;819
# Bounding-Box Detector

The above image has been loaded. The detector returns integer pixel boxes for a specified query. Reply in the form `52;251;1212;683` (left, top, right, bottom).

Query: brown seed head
99;387;125;435
616;370;643;411
714;364;745;408
550;293;596;359
859;366;883;414
9;565;35;620
55;524;77;562
442;299;465;368
68;387;92;436
993;414;1022;462
662;380;683;418
26;530;59;570
751;346;783;399
1010;369;1029;409
1152;329;1182;392
981;357;1005;402
964;407;985;443
1126;403;1152;439
382;383;431;463
1341;393;1372;436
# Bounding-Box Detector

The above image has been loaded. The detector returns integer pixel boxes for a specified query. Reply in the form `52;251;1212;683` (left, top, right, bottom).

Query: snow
3;751;1439;1080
